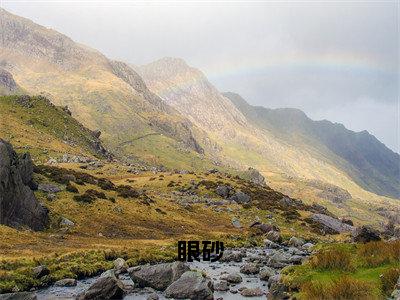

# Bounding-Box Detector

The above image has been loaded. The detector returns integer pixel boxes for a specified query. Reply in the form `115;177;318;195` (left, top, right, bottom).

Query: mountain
225;92;400;199
0;8;210;170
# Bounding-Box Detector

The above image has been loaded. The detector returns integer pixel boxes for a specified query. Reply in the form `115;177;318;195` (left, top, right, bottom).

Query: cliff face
0;140;48;230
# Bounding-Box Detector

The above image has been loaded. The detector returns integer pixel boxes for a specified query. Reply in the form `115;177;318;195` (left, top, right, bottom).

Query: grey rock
352;226;381;243
78;269;124;300
164;271;213;300
264;239;281;249
114;258;128;274
0;292;37;300
267;274;281;288
224;273;243;284
288;236;305;247
259;267;277;281
38;183;63;193
215;185;231;198
0;140;48;230
214;280;229;291
246;167;266;186
229;191;251;204
265;230;281;243
240;263;260;275
146;293;159;300
240;287;264;297
301;242;315;252
310;213;355;234
54;278;77;287
60;217;74;227
129;261;189;291
46;193;56;201
232;218;242;228
267;282;289;300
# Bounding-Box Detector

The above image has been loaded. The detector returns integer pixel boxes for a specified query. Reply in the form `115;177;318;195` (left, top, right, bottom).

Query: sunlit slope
0;8;208;169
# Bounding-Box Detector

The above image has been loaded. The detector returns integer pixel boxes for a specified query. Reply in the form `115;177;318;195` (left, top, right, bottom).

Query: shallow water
36;248;275;300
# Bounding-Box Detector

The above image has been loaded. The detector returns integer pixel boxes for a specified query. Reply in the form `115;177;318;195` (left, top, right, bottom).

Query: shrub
97;178;115;191
85;189;106;199
302;276;375;300
73;193;95;204
309;247;353;271
380;268;400;295
358;240;400;267
116;185;139;198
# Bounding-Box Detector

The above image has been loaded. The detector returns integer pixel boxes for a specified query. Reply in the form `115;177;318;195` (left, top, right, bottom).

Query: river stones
78;270;124;300
240;287;264;297
214;280;229;291
164;271;213;300
288;236;305;247
129;261;189;291
259;266;277;281
219;250;246;262
0;292;37;299
223;272;243;284
113;257;128;274
54;278;77;287
265;230;282;243
240;263;260;275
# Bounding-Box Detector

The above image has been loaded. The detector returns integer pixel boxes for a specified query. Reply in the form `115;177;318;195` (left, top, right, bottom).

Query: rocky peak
0;139;48;230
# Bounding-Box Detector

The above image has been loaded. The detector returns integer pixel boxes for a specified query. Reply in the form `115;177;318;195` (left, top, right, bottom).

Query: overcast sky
2;0;399;152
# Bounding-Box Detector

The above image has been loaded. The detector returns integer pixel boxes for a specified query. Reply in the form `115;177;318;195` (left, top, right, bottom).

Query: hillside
0;8;210;170
224;92;400;199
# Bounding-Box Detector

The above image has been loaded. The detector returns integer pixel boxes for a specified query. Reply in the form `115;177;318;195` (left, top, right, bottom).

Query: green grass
282;241;400;299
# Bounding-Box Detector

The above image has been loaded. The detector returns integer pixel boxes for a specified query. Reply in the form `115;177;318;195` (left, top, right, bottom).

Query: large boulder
245;167;266;186
310;213;355;234
164;271;213;300
229;191;251;204
0;140;48;230
129;261;189;291
352;226;381;243
78;270;124;300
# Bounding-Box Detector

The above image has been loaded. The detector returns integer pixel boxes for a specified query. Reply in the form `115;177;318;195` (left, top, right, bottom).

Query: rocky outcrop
78;270;124;300
352;226;381;243
245;167;266;186
0;140;48;230
0;69;18;94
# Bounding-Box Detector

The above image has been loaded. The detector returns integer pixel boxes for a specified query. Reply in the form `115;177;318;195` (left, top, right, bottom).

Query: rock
214;280;229;291
46;193;56;201
245;167;266;186
352;226;381;243
259;267;277;281
38;183;63;193
32;265;49;278
60;217;74;227
229;191;251;204
240;263;260;275
0;69;17;92
301;242;315;252
265;230;281;243
240;287;264;297
232;218;242;228
310;213;355;234
267;274;281;288
164;271;213;299
264;239;281;249
0;140;48;230
114;258;128;274
288;236;305;247
267;282;290;300
0;292;37;299
78;269;124;300
250;222;277;234
129;261;189;290
215;185;232;198
224;273;243;284
54;278;77;287
146;293;159;300
341;218;354;226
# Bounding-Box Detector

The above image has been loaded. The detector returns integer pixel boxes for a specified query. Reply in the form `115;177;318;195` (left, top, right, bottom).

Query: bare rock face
0;140;48;230
0;68;17;93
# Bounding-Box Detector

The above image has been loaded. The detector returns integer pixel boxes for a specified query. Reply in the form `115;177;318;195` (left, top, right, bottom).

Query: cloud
1;1;398;151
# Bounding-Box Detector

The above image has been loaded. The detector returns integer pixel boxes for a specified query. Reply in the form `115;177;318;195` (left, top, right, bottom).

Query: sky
1;0;399;152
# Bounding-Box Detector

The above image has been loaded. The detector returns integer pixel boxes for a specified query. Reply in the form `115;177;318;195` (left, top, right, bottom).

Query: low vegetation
282;241;400;299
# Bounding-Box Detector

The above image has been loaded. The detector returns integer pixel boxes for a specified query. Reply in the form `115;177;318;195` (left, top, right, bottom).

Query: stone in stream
146;293;159;300
113;257;128;274
259;267;277;281
267;274;281;288
264;239;282;249
0;292;37;300
240;263;260;275
267;281;290;300
223;272;243;284
214;280;229;291
129;261;189;290
164;271;213;300
301;242;315;252
240;287;264;297
219;250;245;262
78;270;124;300
54;278;77;287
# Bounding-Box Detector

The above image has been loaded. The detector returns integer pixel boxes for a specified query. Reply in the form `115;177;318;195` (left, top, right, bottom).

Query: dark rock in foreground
78;270;124;300
352;225;381;243
0;292;37;300
0;140;48;230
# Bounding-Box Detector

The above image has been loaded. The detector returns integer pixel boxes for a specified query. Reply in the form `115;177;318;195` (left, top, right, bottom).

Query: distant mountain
0;8;206;169
224;92;400;199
